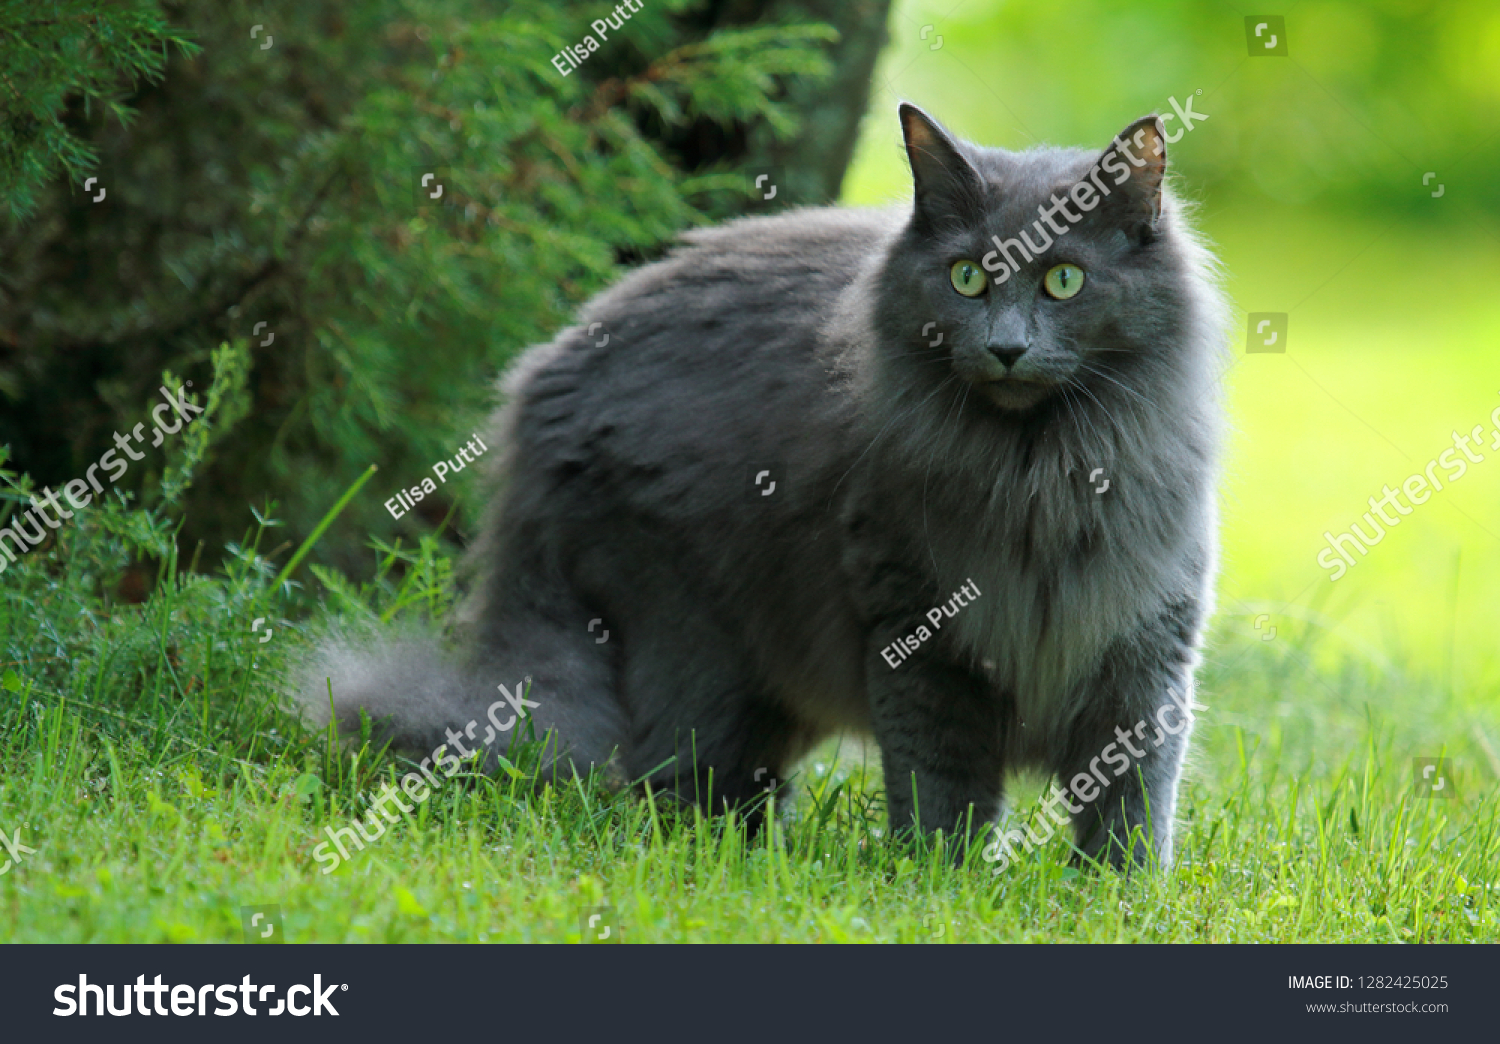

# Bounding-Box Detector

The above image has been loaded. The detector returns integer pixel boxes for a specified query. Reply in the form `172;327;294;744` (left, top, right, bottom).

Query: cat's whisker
1072;386;1109;455
1078;362;1162;416
1067;375;1128;442
1055;383;1091;451
921;374;975;574
827;374;961;508
946;382;974;456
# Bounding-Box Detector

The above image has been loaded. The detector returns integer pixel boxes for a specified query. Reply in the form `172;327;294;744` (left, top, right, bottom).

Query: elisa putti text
551;0;646;77
385;434;488;520
882;579;982;669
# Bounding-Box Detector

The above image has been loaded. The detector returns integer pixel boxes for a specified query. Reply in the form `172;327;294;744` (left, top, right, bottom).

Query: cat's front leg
865;627;1005;847
1054;630;1198;872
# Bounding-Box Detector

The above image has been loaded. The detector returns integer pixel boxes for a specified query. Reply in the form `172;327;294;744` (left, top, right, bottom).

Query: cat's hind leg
465;566;631;783
614;590;824;828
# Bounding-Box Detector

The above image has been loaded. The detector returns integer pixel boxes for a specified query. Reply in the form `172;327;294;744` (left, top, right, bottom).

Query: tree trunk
744;0;893;205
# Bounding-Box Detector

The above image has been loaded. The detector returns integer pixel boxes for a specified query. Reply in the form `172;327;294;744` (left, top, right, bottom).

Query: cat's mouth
977;375;1055;410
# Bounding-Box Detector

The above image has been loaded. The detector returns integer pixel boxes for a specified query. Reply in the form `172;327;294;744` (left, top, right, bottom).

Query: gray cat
298;103;1227;870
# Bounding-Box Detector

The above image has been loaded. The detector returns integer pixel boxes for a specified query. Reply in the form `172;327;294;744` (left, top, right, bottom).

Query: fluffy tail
289;614;626;783
290;621;506;760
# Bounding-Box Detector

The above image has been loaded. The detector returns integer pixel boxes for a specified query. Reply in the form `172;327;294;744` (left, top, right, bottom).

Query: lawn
1;581;1495;943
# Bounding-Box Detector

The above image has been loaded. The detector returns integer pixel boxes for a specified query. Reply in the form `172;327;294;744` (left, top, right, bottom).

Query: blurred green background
842;0;1500;694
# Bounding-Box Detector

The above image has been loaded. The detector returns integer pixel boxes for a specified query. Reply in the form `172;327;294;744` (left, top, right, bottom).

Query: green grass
2;343;1497;943
1;602;1497;943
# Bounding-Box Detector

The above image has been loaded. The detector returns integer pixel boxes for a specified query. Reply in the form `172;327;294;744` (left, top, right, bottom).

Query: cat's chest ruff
944;467;1186;698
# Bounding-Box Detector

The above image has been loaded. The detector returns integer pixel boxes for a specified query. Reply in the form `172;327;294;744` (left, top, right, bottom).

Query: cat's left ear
900;103;984;230
1089;115;1167;241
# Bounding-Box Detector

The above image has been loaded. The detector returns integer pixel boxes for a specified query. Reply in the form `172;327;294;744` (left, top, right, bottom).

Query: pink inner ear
1103;119;1166;176
904;115;935;150
1110;124;1166;204
901;105;947;158
1137;125;1166;169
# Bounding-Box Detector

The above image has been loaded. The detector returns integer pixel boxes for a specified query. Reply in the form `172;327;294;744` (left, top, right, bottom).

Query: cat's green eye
949;259;986;297
1043;263;1085;300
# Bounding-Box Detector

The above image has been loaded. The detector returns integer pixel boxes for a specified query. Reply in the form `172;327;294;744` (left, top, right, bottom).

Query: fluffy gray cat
298;103;1227;870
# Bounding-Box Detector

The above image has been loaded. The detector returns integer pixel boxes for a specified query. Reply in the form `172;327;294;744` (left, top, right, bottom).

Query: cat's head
880;103;1204;413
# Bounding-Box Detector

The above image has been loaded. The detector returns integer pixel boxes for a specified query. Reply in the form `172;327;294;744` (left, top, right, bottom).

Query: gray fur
295;104;1227;868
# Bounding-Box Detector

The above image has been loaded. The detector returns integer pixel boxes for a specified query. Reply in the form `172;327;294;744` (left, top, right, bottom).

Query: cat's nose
988;343;1028;369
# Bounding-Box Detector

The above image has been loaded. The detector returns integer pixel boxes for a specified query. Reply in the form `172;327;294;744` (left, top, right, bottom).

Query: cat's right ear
900;103;984;231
